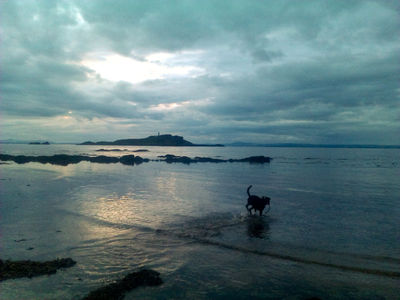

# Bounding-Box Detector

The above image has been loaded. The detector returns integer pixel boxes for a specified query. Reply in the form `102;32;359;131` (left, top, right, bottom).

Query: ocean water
0;144;399;299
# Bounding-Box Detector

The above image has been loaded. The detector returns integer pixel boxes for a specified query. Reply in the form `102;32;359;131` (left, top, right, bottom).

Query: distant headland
29;141;50;145
78;134;224;147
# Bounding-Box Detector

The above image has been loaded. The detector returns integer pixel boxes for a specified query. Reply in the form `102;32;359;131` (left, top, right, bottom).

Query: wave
60;209;400;278
185;237;400;278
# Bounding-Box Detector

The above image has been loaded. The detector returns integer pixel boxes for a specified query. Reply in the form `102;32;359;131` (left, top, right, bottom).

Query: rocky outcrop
95;149;149;152
0;154;270;166
119;155;148;165
0;258;76;281
0;154;120;166
82;269;162;300
157;154;271;164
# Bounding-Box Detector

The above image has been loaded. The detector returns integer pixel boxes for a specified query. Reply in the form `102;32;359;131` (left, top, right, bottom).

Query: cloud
1;0;399;144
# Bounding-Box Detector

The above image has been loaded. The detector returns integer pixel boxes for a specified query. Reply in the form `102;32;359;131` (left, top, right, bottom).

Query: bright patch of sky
1;0;399;144
81;52;204;84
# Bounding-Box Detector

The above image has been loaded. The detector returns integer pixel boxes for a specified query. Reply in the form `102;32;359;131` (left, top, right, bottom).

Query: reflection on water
0;146;399;299
246;216;270;239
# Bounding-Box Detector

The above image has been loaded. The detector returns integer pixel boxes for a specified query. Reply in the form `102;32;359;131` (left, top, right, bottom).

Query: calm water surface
0;145;399;299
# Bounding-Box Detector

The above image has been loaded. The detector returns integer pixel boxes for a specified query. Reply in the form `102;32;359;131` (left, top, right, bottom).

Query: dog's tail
247;185;252;197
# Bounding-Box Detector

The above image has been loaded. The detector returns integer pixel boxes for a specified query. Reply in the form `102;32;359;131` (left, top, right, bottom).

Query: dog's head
262;196;270;206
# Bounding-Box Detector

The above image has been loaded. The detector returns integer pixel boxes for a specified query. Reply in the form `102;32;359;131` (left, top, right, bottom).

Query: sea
0;144;399;299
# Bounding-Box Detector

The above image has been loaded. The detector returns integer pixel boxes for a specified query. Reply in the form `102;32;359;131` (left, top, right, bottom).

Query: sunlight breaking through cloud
81;52;204;84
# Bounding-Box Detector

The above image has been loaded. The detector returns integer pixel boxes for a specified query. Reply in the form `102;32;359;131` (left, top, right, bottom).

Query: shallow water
0;145;399;299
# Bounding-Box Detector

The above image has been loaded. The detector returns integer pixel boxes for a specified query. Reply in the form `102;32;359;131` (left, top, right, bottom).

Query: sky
1;0;399;144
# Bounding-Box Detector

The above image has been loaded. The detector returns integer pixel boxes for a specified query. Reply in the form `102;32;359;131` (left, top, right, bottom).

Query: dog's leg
246;204;252;214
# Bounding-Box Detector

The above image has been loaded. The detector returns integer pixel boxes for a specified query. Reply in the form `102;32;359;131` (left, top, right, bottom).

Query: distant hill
79;134;224;147
226;142;400;149
29;141;50;145
0;139;52;144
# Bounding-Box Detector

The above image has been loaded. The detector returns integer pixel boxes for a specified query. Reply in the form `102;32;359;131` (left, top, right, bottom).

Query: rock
119;155;148;165
0;258;76;281
89;156;119;164
0;154;271;166
157;154;271;164
161;154;192;164
193;156;225;163
82;269;162;300
14;239;27;243
236;156;271;163
95;149;125;152
119;155;136;165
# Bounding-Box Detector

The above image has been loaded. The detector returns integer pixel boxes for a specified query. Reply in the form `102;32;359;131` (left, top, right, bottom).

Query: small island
29;141;50;145
79;134;224;147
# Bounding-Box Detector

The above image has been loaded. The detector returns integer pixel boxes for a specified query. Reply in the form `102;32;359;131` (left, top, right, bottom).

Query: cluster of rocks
0;257;162;299
0;153;271;166
0;154;148;166
158;154;271;164
95;149;149;152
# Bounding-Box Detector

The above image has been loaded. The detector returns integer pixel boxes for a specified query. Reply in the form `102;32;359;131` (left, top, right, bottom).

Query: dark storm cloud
1;0;399;143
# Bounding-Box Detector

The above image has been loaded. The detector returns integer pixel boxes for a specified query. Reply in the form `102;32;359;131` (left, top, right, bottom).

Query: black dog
246;185;270;216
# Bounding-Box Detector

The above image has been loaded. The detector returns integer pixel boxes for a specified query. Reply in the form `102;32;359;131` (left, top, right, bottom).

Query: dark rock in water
119;155;148;165
131;156;149;164
0;153;270;166
89;155;119;164
236;156;271;163
159;154;192;164
193;156;225;163
96;149;149;153
0;154;116;166
0;258;76;281
119;155;136;165
82;269;162;300
37;154;85;166
14;239;27;243
95;149;126;152
158;154;224;164
158;154;271;164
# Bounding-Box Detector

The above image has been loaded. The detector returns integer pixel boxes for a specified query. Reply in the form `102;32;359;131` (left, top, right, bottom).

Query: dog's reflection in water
246;216;270;239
